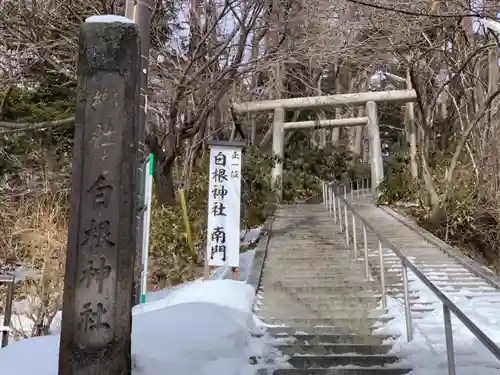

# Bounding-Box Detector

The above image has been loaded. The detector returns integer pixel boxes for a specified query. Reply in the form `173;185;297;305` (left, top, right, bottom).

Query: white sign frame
206;141;244;267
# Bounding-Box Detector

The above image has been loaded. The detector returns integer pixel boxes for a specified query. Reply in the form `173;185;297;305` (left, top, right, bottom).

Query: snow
374;249;500;374
209;227;262;282
0;265;38;281
0;227;273;375
241;228;262;247
45;250;257;339
210;250;256;282
1;227;263;340
85;15;135;24
0;280;276;375
3;252;259;338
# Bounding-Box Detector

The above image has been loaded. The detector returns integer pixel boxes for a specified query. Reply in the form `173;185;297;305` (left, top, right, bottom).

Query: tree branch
0;116;75;130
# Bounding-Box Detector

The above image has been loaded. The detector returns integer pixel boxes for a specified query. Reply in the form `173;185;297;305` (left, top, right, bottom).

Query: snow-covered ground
1;227;262;339
0;279;284;375
374;252;500;375
0;251;258;340
0;227;270;375
8;227;500;375
146;249;256;303
202;227;262;281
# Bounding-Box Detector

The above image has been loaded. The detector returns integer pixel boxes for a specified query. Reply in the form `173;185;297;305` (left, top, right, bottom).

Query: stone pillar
58;18;141;375
366;101;384;195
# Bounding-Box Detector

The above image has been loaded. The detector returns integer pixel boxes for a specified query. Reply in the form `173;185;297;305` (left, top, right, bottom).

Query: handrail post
339;186;344;233
344;200;349;245
332;186;337;224
352;214;358;259
1;277;14;348
363;224;370;280
378;240;387;310
337;194;342;229
443;304;457;375
331;184;335;217
328;184;332;217
322;182;327;209
324;182;328;209
402;260;413;341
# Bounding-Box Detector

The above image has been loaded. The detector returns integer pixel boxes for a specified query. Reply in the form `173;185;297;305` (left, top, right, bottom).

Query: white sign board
206;144;243;267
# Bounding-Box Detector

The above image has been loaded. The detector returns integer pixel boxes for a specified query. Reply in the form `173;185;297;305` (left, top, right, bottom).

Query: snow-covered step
255;203;411;374
256;325;412;375
346;195;500;375
265;327;395;340
288;354;401;368
276;343;394;355
268;369;411;375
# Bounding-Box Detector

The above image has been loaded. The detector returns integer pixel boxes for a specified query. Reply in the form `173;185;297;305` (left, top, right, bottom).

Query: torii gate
232;90;417;199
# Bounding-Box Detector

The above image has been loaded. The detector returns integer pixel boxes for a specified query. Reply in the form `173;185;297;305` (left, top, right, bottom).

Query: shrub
377;151;418;204
0;183;68;338
147;147;277;288
283;144;370;201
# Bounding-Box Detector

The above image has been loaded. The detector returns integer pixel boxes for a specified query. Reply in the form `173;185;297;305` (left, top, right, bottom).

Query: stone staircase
255;204;411;374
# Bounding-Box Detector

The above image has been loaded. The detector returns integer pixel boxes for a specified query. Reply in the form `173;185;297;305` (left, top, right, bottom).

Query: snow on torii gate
232;90;417;199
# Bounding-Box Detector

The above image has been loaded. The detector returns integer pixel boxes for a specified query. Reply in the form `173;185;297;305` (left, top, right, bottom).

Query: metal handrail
380;205;500;290
322;180;500;375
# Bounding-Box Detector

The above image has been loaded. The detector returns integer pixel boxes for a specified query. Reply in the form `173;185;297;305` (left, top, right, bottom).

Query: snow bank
241;228;262;248
3;252;257;338
133;280;259;375
209;227;262;282
85;15;135;24
211;250;256;282
0;280;268;375
2;227;264;339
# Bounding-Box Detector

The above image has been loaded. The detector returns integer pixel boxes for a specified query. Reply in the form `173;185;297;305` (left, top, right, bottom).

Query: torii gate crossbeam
232;90;417;199
233;90;417;113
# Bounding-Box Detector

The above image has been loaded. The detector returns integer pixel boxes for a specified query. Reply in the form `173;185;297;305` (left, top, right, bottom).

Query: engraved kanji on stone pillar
58;17;141;375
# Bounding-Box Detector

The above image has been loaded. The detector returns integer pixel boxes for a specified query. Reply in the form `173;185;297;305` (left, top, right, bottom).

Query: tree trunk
155;157;176;204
